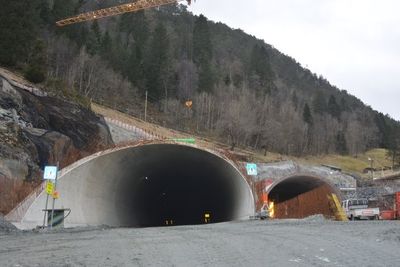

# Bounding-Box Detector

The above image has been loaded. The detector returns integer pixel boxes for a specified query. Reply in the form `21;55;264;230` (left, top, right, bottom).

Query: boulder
0;214;18;233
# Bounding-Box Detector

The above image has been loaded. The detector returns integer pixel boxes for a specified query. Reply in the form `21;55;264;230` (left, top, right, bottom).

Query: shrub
24;64;46;84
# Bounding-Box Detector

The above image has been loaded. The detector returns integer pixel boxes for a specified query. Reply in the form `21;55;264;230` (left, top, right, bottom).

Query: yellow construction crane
56;0;194;27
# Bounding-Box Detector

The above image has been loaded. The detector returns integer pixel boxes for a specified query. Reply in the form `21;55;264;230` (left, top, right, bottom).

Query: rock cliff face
0;74;113;214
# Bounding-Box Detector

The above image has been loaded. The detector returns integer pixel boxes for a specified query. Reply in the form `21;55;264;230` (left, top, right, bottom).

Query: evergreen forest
1;0;399;161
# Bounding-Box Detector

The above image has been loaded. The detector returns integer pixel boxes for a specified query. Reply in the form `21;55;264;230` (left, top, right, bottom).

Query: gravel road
0;219;399;267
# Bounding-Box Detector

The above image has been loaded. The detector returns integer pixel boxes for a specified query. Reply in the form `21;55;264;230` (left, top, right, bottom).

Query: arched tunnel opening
23;144;254;228
267;176;338;219
115;145;254;227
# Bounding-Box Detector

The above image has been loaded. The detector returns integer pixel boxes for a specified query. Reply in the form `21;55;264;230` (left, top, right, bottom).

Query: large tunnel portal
267;176;338;219
23;144;254;228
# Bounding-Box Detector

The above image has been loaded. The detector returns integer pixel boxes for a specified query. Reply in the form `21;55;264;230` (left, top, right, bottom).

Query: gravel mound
0;214;18;233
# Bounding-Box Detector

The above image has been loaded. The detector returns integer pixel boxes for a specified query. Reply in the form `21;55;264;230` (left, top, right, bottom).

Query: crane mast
56;0;193;27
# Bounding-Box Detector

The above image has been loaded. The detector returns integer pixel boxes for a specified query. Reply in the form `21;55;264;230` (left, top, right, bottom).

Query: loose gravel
0;220;399;266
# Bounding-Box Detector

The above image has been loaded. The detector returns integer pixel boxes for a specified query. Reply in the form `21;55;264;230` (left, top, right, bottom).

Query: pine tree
0;0;41;66
249;44;275;94
328;95;341;119
312;91;327;114
119;11;149;47
303;103;313;125
335;131;348;155
145;23;170;98
86;21;102;55
193;15;214;92
24;40;46;83
291;91;299;110
100;31;112;58
52;0;85;42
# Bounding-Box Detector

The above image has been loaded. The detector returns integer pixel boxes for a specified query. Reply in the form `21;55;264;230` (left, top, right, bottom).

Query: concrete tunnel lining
22;144;254;228
266;175;340;219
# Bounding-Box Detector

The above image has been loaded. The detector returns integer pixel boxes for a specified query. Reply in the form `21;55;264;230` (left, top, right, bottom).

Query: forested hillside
1;0;399;160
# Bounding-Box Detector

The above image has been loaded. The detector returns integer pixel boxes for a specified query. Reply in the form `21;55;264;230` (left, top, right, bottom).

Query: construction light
268;202;275;219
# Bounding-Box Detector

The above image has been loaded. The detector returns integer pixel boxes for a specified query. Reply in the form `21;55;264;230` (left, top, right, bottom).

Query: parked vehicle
341;199;380;220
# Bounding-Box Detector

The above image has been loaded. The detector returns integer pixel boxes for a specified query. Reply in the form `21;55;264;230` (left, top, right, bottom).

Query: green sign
170;138;196;144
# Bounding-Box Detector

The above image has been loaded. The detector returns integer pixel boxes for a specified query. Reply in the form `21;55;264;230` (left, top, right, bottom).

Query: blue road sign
246;163;258;176
43;166;58;180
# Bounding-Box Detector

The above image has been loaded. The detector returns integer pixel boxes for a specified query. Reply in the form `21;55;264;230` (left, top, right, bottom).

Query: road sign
170;138;196;144
246;163;258;176
43;166;58;180
46;181;54;195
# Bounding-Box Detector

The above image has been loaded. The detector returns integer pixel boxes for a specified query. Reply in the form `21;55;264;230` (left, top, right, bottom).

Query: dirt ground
0;219;399;267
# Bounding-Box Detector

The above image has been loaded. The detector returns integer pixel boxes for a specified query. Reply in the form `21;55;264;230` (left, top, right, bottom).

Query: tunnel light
204;213;211;223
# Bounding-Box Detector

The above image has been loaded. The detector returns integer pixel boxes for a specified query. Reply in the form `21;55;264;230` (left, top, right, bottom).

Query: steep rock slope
0;74;113;214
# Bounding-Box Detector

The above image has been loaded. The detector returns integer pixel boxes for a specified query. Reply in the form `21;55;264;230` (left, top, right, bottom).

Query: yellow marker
45;181;54;195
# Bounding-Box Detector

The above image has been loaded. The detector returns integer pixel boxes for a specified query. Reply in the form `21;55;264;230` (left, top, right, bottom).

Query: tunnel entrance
267;176;338;219
116;145;253;227
22;144;254;228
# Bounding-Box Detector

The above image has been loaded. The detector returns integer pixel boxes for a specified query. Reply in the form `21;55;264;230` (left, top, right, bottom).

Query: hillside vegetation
1;0;399;163
93;101;393;179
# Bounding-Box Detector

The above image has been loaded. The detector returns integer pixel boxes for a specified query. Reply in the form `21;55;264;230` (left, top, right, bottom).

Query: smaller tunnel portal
268;176;337;219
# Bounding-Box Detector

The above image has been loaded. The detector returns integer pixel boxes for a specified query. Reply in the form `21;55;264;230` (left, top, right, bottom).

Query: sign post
42;165;58;229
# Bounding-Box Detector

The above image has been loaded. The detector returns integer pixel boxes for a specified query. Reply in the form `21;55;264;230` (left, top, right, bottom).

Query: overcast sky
186;0;400;121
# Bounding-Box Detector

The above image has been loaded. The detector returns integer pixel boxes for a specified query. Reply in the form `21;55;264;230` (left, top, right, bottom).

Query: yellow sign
185;100;193;109
46;181;54;195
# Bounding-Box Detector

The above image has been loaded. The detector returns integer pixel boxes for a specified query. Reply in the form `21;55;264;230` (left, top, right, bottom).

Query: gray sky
186;0;400;121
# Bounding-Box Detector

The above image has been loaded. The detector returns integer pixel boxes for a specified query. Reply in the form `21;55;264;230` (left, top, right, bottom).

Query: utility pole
50;162;59;229
368;158;374;179
144;91;148;122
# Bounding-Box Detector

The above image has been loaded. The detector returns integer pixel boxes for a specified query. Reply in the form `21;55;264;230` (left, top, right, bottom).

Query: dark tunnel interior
114;145;253;227
268;176;326;203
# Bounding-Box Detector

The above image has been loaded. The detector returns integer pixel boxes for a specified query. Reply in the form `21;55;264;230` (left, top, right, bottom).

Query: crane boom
56;0;192;27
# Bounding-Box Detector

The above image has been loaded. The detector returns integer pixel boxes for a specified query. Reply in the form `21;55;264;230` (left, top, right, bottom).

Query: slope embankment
0;68;114;215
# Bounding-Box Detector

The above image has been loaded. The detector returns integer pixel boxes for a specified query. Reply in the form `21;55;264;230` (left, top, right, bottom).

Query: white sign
246;163;258;176
43;166;58;180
